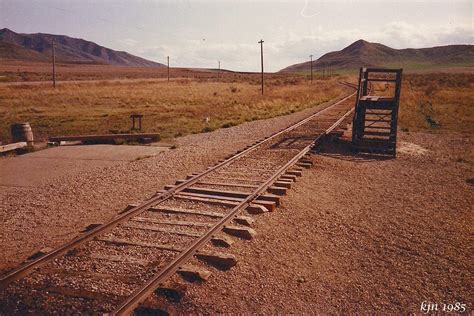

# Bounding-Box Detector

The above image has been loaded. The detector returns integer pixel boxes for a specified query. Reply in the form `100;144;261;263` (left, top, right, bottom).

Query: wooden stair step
363;131;394;137
364;126;392;130
364;119;392;123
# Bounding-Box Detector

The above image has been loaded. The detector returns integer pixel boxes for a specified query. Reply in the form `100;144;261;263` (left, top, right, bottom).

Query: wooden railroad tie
177;264;212;282
163;185;281;206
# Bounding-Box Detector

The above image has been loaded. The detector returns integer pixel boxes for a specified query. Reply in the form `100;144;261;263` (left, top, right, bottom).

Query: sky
0;0;472;71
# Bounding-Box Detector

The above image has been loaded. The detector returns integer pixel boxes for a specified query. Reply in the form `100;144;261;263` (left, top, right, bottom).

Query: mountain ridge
280;39;474;72
0;28;164;67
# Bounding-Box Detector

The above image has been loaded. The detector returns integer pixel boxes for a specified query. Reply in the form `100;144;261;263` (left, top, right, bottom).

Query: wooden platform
0;142;27;154
49;133;160;144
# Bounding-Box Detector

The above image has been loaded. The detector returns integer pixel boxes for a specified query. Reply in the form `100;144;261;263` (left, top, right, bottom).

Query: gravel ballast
0;93;348;273
172;131;473;314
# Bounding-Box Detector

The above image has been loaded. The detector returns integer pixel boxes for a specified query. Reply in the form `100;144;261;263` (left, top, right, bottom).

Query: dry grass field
364;72;473;134
0;74;346;143
0;60;283;82
1;63;472;147
0;60;216;82
398;73;474;134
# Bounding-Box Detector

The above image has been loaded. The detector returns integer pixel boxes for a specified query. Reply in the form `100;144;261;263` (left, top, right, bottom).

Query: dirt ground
0;96;345;273
0;102;472;313
171;131;473;314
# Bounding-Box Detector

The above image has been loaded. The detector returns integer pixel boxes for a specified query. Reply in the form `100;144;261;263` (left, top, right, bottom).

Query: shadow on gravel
316;138;393;162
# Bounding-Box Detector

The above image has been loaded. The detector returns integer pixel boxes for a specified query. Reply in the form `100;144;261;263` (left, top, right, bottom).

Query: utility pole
309;54;313;83
52;39;56;88
218;60;220;81
167;56;170;82
258;39;264;95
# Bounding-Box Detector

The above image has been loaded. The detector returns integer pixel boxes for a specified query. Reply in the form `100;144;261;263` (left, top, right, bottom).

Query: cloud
368;21;473;48
267;21;473;71
118;38;139;47
135;40;260;70
128;21;472;72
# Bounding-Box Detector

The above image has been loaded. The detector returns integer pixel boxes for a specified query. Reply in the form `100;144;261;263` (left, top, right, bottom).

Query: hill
280;40;474;73
0;28;164;67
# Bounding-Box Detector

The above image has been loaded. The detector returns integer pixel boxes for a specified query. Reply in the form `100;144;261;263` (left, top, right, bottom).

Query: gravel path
172;131;473;314
0;91;349;272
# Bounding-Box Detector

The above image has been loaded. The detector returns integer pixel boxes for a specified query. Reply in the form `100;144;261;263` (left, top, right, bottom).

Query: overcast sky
1;0;472;71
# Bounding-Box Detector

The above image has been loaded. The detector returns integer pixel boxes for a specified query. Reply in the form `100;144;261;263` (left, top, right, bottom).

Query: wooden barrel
11;122;34;144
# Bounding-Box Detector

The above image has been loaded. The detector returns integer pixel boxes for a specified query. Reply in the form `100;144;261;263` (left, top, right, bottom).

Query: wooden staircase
352;68;403;157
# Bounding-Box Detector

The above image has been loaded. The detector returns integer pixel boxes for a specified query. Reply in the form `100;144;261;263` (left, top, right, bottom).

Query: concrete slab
0;144;169;188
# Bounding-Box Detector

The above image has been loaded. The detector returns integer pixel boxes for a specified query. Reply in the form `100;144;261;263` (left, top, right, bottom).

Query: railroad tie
286;170;302;177
97;237;237;269
273;180;292;189
222;225;257;240
233;215;255;226
195;250;237;270
177;264;212;282
160;193;274;212
164;189;279;210
280;174;297;182
246;203;269;214
267;186;287;196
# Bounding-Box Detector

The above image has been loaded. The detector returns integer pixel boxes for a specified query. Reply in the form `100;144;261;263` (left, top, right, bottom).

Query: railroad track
0;89;357;315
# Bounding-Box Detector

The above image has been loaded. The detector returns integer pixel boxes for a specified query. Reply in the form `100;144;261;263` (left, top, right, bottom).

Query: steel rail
111;101;356;315
0;91;355;290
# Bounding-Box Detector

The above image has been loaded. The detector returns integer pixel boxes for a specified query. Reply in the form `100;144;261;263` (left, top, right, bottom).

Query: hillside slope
0;28;164;67
281;40;474;72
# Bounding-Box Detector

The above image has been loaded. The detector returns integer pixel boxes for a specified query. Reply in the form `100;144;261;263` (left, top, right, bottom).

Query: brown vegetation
1;66;472;146
398;73;474;134
0;75;347;143
0;61;211;82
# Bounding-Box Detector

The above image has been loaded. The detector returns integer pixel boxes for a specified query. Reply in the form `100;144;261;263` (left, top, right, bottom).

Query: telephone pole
52;39;56;88
167;56;170;82
309;54;313;83
258;39;264;95
218;60;220;81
